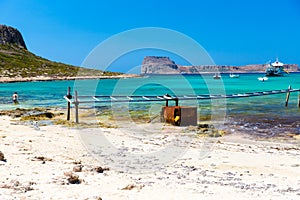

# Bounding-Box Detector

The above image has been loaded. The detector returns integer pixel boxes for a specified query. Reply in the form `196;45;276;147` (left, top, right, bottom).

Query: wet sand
1;115;300;199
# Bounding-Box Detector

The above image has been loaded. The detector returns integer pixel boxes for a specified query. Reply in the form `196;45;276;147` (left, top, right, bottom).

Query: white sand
1;116;300;199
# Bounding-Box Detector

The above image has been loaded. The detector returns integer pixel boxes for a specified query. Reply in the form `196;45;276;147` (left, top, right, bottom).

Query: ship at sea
265;58;289;77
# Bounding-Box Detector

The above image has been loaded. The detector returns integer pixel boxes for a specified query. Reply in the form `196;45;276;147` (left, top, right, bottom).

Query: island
141;56;299;74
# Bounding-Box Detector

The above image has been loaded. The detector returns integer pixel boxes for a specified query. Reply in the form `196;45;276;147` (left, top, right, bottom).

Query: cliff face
141;56;178;74
141;56;299;74
0;25;27;49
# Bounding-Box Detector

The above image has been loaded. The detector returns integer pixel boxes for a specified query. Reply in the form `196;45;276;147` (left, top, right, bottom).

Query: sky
1;0;300;73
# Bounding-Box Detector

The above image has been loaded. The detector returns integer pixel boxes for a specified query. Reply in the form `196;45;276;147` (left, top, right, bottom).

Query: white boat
229;73;239;78
257;77;268;81
213;73;221;79
265;58;289;77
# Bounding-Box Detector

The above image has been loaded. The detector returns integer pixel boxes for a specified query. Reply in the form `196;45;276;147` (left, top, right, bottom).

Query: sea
0;73;299;138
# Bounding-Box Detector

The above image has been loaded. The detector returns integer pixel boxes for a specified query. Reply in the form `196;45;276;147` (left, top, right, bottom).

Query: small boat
213;73;221;79
229;73;239;78
258;77;268;81
265;58;289;77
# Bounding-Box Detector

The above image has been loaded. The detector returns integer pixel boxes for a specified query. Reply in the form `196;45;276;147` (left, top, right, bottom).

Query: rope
64;88;300;104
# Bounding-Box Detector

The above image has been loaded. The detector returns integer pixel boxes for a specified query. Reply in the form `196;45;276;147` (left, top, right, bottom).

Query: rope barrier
64;86;300;123
65;88;300;104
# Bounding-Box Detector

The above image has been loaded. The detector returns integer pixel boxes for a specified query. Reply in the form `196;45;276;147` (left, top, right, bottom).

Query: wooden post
166;100;169;107
67;87;72;121
285;85;291;107
298;91;300;108
74;90;79;123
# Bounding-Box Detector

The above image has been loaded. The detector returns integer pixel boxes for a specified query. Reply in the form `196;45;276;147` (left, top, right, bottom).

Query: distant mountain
141;56;299;74
0;24;121;81
141;56;179;74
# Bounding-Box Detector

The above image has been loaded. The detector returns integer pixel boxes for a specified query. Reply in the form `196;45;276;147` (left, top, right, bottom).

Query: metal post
67;87;72;121
175;98;179;106
74;90;79;123
285;85;291;107
166;100;169;107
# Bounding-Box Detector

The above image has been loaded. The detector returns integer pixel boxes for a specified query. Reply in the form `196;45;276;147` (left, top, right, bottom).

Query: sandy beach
1;112;300;200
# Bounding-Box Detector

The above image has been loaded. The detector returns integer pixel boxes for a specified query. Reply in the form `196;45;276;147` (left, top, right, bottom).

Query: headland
141;56;299;74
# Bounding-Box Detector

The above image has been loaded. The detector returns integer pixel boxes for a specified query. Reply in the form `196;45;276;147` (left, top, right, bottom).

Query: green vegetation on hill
0;44;122;78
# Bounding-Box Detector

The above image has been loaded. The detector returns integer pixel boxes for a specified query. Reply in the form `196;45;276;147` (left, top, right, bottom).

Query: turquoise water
0;73;299;136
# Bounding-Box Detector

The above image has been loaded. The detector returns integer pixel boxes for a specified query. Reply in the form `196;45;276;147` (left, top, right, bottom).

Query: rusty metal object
161;106;197;126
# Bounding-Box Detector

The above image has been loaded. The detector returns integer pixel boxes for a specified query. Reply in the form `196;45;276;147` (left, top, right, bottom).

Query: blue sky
1;0;300;72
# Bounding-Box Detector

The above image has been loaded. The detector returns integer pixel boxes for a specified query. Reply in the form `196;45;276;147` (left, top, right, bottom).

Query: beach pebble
73;160;82;165
64;172;81;184
121;184;144;190
121;184;135;190
291;164;300;167
73;165;83;172
93;166;110;173
0;180;36;192
32;156;52;163
0;151;6;161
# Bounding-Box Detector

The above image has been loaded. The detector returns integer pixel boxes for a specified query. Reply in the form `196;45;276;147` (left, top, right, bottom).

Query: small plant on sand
53;119;78;127
196;123;226;137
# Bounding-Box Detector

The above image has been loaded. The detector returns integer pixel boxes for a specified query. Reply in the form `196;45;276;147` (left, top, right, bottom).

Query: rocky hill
0;25;27;49
141;56;299;74
0;24;122;82
141;56;178;74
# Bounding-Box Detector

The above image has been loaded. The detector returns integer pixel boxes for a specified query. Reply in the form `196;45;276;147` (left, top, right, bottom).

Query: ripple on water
225;114;300;139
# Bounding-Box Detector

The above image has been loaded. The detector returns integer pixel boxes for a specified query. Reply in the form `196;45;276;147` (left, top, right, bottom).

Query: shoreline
1;114;300;199
1;72;300;83
1;107;300;140
0;74;141;83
